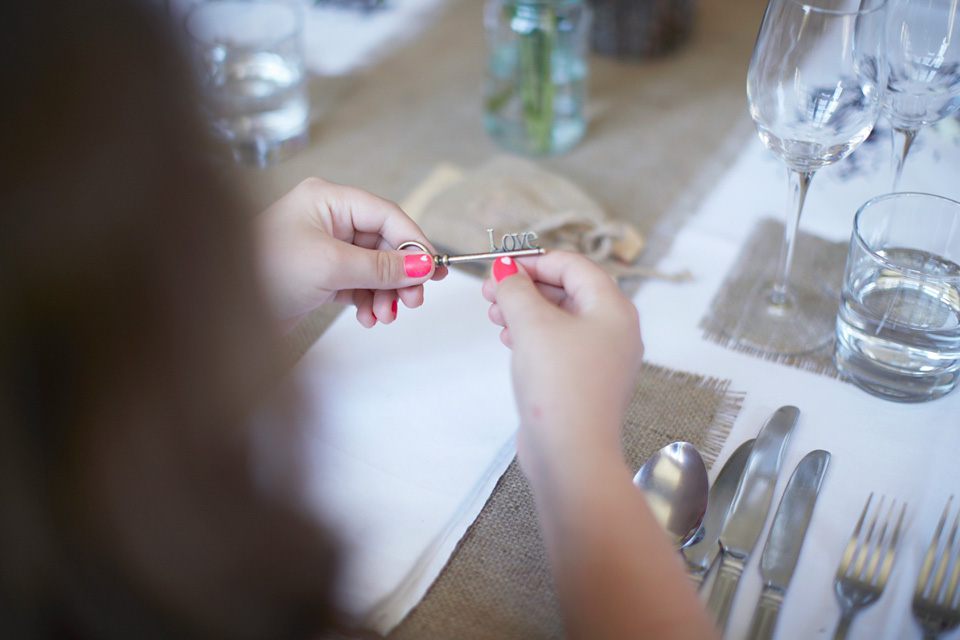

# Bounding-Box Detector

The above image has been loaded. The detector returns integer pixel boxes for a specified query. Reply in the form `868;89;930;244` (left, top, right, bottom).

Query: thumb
491;257;557;338
333;244;435;290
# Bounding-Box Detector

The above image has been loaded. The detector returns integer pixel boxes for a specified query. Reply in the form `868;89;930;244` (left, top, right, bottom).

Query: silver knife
704;405;799;633
746;450;830;640
682;438;755;585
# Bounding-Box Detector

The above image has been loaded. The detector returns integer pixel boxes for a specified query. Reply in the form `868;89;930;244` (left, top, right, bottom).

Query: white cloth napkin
634;118;960;640
302;0;450;76
285;269;517;634
167;0;449;77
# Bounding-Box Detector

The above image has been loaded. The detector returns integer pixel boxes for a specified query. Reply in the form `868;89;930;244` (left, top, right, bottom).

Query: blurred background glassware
186;0;309;167
482;0;592;156
313;0;386;12
586;0;696;58
728;0;887;356
882;0;960;190
834;192;960;402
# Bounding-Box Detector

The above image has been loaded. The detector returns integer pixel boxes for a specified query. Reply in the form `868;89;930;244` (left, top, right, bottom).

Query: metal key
397;240;545;268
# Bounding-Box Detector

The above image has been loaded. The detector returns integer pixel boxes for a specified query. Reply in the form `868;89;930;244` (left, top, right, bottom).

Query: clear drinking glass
882;0;960;190
733;0;887;355
186;1;309;167
834;192;960;402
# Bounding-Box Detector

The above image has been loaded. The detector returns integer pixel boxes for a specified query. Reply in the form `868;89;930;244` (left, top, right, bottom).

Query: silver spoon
632;441;710;548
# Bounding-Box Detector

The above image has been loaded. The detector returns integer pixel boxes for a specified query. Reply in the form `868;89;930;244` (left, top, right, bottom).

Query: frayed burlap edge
373;361;744;640
699;218;848;379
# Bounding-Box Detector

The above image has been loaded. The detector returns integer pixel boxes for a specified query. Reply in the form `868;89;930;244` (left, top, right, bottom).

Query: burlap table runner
700;217;849;377
377;362;741;640
305;346;743;640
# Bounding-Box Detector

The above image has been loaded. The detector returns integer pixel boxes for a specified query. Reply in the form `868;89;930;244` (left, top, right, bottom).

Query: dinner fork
912;496;960;639
832;494;907;640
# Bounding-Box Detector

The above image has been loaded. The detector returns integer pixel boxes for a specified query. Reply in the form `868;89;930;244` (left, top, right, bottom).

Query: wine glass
728;0;887;355
883;0;960;190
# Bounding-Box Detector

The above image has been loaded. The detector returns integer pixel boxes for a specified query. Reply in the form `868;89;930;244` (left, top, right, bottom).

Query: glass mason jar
482;0;592;156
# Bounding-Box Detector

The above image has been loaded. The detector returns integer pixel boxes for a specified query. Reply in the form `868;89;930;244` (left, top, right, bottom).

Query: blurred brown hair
0;1;340;638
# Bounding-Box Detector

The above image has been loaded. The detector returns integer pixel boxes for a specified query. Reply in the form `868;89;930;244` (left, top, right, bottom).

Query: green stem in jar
516;3;556;154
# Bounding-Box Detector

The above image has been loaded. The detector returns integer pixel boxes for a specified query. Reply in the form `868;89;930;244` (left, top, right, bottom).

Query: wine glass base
713;280;838;356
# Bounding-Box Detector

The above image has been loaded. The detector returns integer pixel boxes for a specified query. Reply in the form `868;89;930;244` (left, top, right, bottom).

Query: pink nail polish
404;254;432;278
493;256;518;282
391;300;398;318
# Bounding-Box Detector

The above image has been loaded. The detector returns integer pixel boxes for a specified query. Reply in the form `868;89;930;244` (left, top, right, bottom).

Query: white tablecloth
635;118;960;640
287;269;517;634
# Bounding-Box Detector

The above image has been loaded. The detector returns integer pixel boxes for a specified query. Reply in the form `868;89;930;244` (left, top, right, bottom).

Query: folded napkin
287;269;516;634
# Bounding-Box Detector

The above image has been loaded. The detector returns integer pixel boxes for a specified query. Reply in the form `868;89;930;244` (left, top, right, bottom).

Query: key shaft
439;248;544;267
396;240;545;269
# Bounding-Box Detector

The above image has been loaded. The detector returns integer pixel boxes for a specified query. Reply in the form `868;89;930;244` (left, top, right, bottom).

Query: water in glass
203;49;309;166
835;193;960;402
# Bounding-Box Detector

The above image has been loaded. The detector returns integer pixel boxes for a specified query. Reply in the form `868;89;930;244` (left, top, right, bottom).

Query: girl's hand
256;178;446;332
481;250;642;481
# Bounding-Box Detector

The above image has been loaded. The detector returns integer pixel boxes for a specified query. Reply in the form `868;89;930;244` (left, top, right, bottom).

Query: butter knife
682;438;755;585
704;405;799;633
746;449;830;640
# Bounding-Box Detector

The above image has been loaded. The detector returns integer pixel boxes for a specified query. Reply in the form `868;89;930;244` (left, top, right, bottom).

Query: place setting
695;0;960;403
634;410;959;640
630;0;960;636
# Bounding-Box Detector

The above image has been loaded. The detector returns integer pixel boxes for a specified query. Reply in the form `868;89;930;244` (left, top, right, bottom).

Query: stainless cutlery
745;450;830;640
705;405;799;632
832;493;906;640
912;495;960;640
632;441;709;548
682;438;754;585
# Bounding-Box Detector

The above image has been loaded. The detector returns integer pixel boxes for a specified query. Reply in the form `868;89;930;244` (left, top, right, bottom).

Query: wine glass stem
771;168;813;307
890;127;917;192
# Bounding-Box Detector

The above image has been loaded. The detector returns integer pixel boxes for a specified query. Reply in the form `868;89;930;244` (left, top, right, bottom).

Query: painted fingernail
493;256;518;282
404;254;432;278
391;300;398;318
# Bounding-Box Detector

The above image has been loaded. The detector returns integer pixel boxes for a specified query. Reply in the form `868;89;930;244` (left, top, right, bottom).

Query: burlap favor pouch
412;156;668;282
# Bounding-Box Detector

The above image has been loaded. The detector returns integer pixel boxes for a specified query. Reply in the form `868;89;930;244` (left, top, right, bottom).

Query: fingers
484;250;639;342
487;280;566;328
372;290;399;325
298;177;437;253
487;257;560;344
326;242;436;291
352;289;376;328
397;283;426;309
510;251;622;314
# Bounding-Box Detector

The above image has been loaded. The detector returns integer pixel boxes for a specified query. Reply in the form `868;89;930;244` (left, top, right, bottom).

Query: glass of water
186;1;309;167
834;192;960;402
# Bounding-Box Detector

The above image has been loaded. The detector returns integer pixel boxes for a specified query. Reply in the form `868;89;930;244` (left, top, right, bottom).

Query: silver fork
832;493;907;640
912;495;960;640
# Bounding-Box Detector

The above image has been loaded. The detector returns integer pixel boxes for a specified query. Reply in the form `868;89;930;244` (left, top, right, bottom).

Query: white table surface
635;118;960;640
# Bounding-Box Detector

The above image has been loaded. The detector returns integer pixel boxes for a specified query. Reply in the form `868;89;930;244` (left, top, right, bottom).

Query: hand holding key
255;178;446;331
